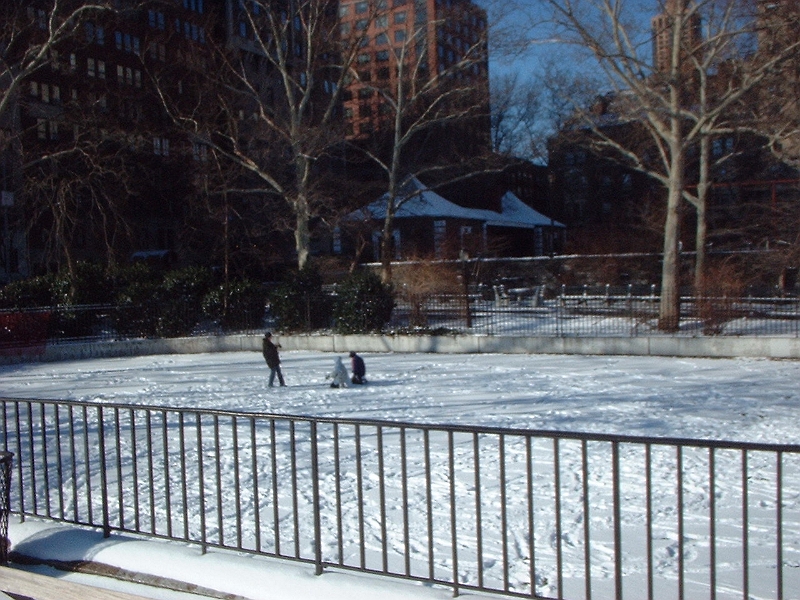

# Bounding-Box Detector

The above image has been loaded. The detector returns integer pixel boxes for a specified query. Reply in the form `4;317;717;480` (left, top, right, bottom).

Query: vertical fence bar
213;415;223;546
333;423;343;566
473;432;483;590
97;406;110;537
500;434;509;592
81;405;93;525
270;419;280;556
425;429;434;582
612;441;622;600
355;423;365;569
196;413;207;554
53;403;64;519
677;446;685;600
13;403;24;519
40;404;51;517
232;416;242;549
179;412;189;541
161;410;172;539
310;421;323;576
526;436;536;596
26;403;36;515
113;408;123;529
646;444;653;600
448;430;459;597
249;416;261;552
54;405;65;520
290;421;300;559
68;405;77;523
378;426;388;573
554;438;563;598
130;408;140;533
709;448;716;600
401;426;411;577
145;410;155;534
582;439;591;600
776;451;783;600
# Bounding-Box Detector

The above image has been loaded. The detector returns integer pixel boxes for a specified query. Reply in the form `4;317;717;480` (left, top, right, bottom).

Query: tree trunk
295;194;311;271
659;175;683;331
380;208;395;284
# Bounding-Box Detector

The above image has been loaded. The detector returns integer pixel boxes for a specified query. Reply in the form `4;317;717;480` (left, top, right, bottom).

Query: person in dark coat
349;351;366;384
262;332;285;387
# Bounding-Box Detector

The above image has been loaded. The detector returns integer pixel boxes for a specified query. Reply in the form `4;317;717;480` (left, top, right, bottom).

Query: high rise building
338;0;490;154
651;0;702;74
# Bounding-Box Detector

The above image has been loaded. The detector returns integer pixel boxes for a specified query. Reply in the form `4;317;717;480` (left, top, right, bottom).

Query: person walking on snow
350;351;366;384
328;356;349;388
262;332;285;387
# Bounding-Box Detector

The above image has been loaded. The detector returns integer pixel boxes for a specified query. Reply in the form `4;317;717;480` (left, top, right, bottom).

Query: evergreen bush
269;267;331;331
0;274;58;309
332;270;394;334
113;263;162;337
155;266;215;337
202;279;266;330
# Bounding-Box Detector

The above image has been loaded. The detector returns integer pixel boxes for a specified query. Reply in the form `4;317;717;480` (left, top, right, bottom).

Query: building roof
350;177;564;229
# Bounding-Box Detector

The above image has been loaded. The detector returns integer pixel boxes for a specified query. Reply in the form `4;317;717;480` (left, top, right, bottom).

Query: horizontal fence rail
3;397;800;600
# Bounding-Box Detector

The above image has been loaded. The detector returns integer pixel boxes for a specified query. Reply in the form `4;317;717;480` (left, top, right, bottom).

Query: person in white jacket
328;356;349;388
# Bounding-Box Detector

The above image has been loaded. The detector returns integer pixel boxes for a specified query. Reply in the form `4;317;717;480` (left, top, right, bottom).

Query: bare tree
345;1;492;283
536;0;800;330
0;1;116;129
154;0;362;271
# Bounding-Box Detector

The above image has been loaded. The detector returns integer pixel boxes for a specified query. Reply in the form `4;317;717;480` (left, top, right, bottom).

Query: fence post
97;406;111;538
310;421;323;576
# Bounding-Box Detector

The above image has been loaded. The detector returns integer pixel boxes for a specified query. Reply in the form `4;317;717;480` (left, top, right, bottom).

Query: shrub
202;279;266;330
269;267;331;331
332;270;394;334
154;266;215;337
0;274;58;309
113;263;162;337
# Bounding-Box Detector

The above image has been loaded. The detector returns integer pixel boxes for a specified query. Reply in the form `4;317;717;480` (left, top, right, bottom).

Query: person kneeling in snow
328;356;349;388
349;351;366;384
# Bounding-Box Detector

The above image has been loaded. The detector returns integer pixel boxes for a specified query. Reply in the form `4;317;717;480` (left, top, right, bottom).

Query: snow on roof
349;177;564;229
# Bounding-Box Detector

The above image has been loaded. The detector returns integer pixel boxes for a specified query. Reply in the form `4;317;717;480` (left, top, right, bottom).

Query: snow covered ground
3;349;800;600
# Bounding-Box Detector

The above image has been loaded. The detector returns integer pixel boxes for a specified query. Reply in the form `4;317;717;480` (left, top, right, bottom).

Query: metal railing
3;397;799;600
389;287;800;337
0;451;11;564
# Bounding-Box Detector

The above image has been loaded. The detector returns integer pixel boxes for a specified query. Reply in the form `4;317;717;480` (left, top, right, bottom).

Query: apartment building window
338;5;349;17
394;11;407;24
149;42;167;61
153;137;170;156
29;82;38;97
375;32;389;45
193;142;209;162
148;10;166;29
37;119;47;140
355;1;368;13
70;53;77;72
376;50;389;61
41;83;50;103
117;65;124;84
98;60;106;79
87;58;96;77
376;15;388;29
394;29;406;42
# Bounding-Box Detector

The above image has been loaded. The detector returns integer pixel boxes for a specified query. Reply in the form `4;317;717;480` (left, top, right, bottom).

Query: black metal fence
389;286;800;337
4;397;800;600
0;451;11;564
